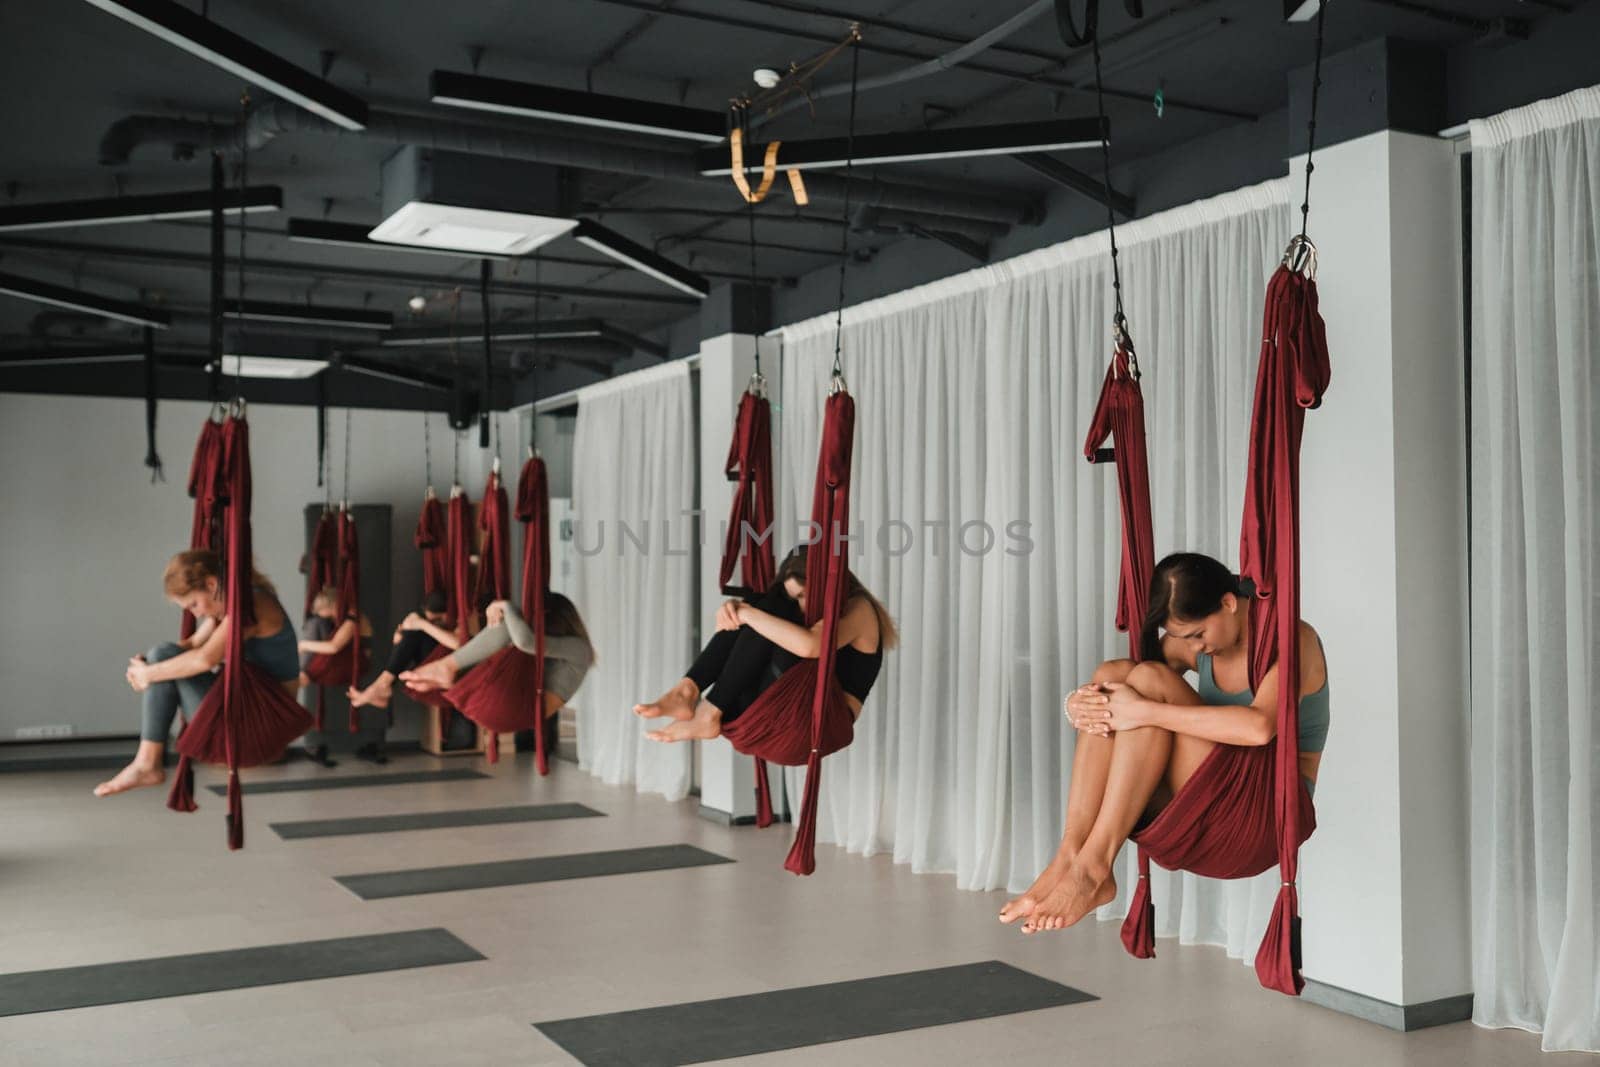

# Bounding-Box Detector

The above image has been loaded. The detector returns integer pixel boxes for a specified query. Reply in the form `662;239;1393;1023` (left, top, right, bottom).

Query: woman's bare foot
633;678;699;721
93;761;166;797
401;656;458;692
646;700;722;742
348;673;394;709
1021;862;1117;934
999;847;1078;925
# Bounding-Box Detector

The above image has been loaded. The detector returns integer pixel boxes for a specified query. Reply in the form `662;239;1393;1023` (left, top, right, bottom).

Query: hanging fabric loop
142;326;164;482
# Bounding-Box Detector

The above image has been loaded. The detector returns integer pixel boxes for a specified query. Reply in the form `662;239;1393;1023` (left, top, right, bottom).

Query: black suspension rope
342;407;352;506
1089;26;1134;373
316;372;329;496
1298;0;1330;244
142;325;164;482
741;106;763;384
479;258;493;450
531;252;541;455
830;32;861;381
449;287;462;485
423;405;433;488
232;90;250;404
208;153;224;405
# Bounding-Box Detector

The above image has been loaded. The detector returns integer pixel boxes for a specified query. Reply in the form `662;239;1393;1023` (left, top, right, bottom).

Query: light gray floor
0;751;1574;1066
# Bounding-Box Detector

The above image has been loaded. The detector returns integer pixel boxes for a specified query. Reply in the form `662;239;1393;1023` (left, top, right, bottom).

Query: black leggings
687;585;802;723
384;629;439;675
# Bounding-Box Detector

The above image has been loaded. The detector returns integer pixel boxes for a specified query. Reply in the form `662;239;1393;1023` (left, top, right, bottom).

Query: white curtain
571;362;697;801
1469;86;1600;1054
776;179;1291;965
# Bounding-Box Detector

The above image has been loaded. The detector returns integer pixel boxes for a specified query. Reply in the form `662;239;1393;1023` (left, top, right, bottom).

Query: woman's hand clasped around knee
715;600;744;632
1071;682;1144;735
485;600;512;627
1064;683;1111;734
125;656;153;693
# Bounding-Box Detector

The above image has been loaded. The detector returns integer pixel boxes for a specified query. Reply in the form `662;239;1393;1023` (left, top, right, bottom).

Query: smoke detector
753;68;781;90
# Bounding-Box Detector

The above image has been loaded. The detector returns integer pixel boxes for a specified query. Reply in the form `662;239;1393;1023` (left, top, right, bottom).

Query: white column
1297;130;1473;1027
696;332;781;822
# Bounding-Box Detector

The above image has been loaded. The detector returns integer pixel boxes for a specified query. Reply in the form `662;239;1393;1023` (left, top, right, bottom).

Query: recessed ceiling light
368;202;578;256
408;295;428;313
212;354;329;379
753;68;781;90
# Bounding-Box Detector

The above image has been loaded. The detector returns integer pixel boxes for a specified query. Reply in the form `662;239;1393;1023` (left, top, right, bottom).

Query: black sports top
835;642;884;701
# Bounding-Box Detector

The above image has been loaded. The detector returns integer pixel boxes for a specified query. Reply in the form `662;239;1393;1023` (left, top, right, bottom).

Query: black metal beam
1012;155;1137;218
0;236;699;308
0;187;282;232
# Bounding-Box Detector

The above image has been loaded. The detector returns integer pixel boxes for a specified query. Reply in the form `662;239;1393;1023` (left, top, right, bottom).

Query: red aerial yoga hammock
303;508;338;619
415;488;449;598
719;384;781;825
166;413;314;848
403;487;474;725
722;386;857;875
474;466;511;607
1108;257;1330;996
1083;339;1155;660
180;414;225;640
302;508;369;731
720;387;777;598
444;454;553;769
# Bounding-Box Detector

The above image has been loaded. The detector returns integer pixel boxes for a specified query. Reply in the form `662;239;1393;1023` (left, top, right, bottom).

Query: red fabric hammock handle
1236;264;1331;996
305;510;339;618
785;388;856;876
182;417;227;639
474;472;512;606
518;455;551;774
446;491;474;639
719;391;776;596
414;494;449;597
1082;342;1155;658
334;507;362;681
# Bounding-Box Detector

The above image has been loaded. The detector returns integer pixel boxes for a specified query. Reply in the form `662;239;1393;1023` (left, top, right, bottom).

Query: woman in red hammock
635;544;898;743
95;550;302;797
346;590;461;712
295;587;371;688
999;552;1329;934
400;594;596;755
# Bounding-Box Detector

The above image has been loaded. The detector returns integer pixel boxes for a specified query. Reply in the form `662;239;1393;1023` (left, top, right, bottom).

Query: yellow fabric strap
729;127;806;205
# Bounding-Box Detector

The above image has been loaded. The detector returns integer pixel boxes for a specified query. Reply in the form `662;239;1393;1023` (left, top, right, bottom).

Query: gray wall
0;393;499;741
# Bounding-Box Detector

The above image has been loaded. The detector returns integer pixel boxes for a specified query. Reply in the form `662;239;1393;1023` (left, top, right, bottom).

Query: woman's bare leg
1000;659;1133;924
1023;661;1214;933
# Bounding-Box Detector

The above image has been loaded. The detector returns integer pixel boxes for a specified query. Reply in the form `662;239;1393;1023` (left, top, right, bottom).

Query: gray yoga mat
272;803;604;840
337;844;733;900
207;768;487;795
0;928;483;1018
534;961;1096;1065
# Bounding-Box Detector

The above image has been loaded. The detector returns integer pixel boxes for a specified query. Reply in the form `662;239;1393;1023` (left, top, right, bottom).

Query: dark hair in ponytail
1139;552;1243;661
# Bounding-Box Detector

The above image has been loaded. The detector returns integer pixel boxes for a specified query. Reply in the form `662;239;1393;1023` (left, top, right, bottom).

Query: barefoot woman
635;544;897;743
95;550;301;797
999;552;1329;934
400;594;595;753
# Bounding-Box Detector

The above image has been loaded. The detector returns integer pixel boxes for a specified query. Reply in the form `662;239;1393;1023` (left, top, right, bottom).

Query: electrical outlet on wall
15;724;74;740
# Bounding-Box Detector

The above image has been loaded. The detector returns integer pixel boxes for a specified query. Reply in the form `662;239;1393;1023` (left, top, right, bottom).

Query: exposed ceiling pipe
754;0;1053;123
99;101;1040;228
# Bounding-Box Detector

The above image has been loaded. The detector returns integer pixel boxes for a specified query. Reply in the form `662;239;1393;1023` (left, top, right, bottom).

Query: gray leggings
141;641;217;744
453;608;541;670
